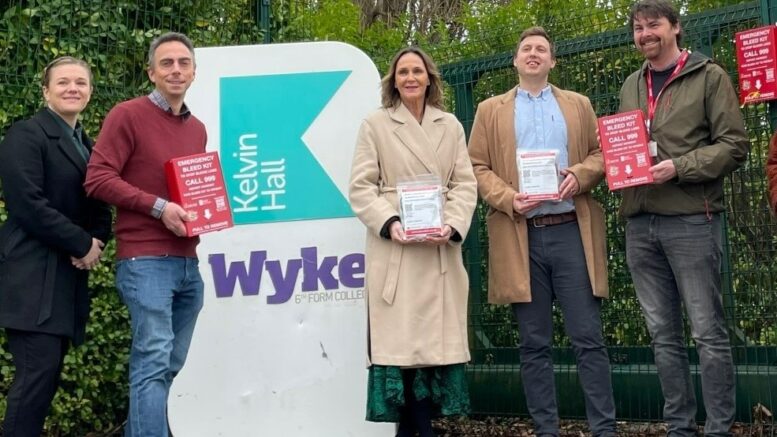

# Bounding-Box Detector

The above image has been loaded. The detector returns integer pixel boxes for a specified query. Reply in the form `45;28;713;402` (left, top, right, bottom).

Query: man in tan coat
468;27;616;437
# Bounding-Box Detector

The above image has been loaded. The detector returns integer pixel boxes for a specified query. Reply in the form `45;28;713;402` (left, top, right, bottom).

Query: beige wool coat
468;86;608;304
349;103;477;367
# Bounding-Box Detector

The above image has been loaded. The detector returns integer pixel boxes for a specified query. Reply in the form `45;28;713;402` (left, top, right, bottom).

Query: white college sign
168;42;392;436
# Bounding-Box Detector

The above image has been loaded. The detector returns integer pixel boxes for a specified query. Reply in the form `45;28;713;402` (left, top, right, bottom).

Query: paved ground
3;418;772;436
433;417;774;436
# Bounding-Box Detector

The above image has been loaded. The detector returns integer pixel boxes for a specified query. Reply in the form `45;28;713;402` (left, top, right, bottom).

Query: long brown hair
380;47;445;110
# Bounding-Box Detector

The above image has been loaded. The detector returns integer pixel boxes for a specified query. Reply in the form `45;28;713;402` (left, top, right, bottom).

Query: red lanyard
646;50;689;133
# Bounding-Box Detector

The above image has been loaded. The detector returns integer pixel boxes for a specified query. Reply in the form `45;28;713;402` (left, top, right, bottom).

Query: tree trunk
356;0;410;28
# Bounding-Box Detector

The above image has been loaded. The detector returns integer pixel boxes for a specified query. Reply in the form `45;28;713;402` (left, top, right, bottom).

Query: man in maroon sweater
85;32;207;437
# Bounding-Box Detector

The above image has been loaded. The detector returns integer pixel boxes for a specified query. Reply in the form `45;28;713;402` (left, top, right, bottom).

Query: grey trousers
626;213;735;437
512;221;616;437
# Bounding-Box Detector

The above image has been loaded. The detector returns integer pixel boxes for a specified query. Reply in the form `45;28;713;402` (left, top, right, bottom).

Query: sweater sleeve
84;104;159;214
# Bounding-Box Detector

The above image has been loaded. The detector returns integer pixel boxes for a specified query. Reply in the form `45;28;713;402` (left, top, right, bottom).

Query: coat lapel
422;106;447;153
390;103;440;174
34;110;87;175
57;136;87;175
552;85;582;165
497;88;519;189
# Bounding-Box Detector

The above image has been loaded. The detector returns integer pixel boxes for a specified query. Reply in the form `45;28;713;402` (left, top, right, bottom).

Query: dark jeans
3;329;69;437
626;214;735;437
512;221;616;437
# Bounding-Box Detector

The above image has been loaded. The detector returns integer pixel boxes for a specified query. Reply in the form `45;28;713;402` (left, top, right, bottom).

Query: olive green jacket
618;51;749;217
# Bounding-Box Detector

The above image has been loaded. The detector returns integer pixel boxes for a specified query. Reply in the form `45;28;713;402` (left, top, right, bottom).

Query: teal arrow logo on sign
220;70;353;224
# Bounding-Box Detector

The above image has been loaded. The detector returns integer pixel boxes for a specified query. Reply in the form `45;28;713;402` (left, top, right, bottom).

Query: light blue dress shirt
514;86;575;218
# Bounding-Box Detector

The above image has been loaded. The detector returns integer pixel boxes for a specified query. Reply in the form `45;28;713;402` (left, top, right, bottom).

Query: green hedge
0;0;262;433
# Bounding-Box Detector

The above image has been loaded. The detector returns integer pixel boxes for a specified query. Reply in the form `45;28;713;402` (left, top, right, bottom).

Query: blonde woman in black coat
0;57;112;436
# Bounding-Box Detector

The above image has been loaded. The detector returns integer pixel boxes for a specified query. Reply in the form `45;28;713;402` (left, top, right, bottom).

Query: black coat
0;109;112;344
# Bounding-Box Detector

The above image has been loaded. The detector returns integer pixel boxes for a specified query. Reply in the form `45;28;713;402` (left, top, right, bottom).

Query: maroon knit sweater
85;97;207;259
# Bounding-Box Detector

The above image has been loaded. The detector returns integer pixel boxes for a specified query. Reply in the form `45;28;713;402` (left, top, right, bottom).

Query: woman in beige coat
349;47;477;437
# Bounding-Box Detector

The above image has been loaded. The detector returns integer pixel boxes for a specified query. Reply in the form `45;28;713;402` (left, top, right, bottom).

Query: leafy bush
0;0;262;433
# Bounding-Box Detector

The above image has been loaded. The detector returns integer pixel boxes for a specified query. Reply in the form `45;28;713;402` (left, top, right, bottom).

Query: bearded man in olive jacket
618;1;749;436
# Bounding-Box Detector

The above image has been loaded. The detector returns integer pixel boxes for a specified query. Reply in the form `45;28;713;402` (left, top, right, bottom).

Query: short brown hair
628;0;683;46
517;26;556;59
42;56;92;88
148;32;196;67
380;47;445;110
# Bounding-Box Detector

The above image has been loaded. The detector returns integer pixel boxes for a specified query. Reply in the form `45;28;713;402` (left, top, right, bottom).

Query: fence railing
443;0;777;423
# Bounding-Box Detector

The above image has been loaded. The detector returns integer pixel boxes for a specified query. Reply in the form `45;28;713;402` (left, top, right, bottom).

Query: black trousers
2;328;69;437
396;369;434;437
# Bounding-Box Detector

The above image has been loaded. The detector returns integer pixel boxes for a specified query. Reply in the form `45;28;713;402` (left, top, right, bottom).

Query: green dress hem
366;363;471;422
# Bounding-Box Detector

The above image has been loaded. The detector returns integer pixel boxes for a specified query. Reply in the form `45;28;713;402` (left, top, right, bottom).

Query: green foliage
0;0;262;432
0;282;131;435
292;0;363;42
48;287;131;435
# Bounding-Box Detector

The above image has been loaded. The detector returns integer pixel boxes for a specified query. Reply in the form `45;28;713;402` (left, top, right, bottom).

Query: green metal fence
444;0;777;424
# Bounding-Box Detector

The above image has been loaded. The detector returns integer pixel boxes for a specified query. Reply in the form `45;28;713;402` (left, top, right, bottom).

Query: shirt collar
148;89;191;118
648;59;678;73
516;85;552;101
46;107;82;138
646;49;688;73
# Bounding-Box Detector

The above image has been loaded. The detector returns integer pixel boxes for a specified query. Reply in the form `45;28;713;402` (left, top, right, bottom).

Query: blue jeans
116;256;204;437
512;221;616;437
626;214;735;437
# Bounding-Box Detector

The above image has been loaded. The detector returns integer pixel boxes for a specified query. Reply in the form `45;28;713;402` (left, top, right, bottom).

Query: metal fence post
763;0;777;130
450;73;483;349
257;0;271;43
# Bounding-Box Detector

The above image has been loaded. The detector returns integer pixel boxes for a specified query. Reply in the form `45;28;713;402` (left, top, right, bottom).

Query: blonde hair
42;56;92;88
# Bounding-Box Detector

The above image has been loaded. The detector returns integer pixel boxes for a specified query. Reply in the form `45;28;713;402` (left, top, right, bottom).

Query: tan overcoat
468;86;608;304
349;103;477;367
